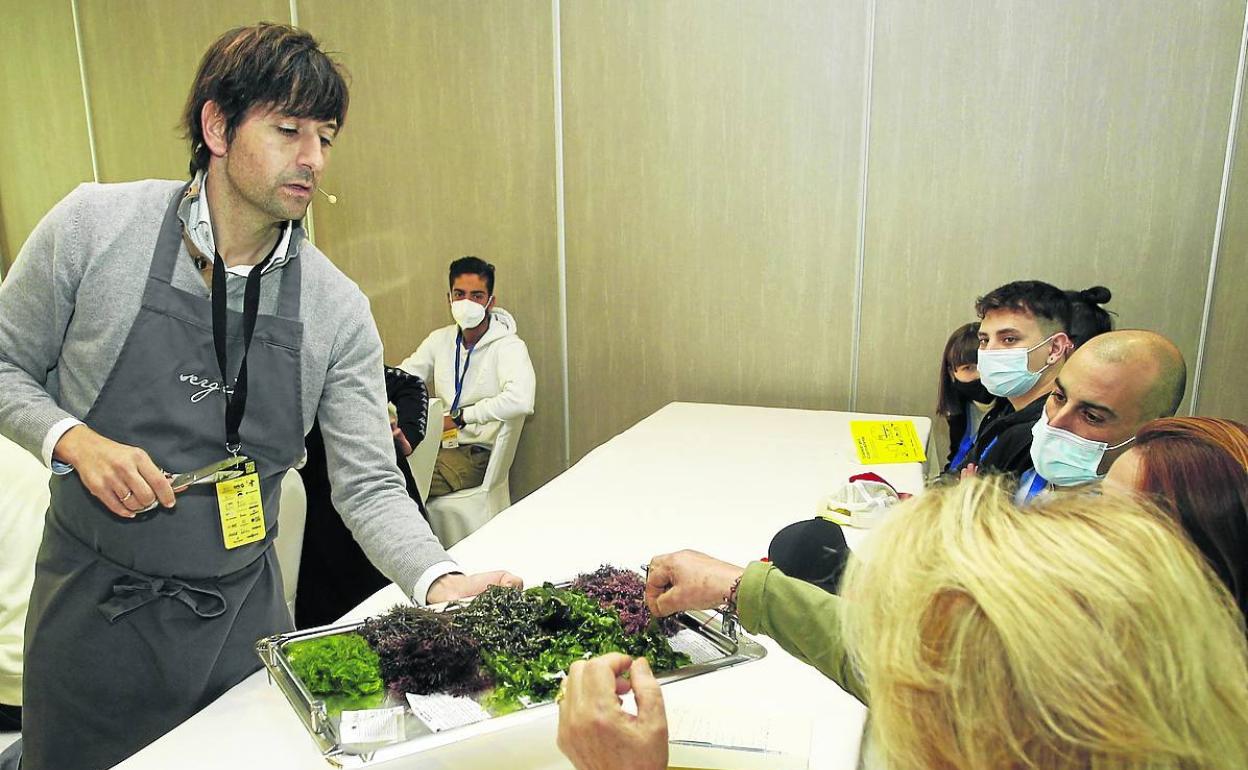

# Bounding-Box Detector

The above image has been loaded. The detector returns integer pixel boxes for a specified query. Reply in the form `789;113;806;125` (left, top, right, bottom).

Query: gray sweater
0;179;451;595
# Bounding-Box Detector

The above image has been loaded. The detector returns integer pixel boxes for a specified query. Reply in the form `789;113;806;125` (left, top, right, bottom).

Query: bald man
1017;329;1186;502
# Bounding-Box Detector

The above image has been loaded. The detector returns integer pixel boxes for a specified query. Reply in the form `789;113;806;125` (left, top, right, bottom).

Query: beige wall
561;0;869;458
4;1;1248;495
299;0;563;498
0;0;93;270
1199;65;1248;425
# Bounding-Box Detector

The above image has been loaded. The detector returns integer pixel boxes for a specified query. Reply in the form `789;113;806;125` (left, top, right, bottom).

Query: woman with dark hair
1063;285;1114;347
937;322;998;473
1106;417;1248;619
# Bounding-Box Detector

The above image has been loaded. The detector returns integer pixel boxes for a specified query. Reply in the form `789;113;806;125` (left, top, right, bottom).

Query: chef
0;23;519;770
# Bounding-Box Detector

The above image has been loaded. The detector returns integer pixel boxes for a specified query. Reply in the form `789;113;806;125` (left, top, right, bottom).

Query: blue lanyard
977;436;1000;465
949;410;977;470
452;331;474;412
1017;469;1048;504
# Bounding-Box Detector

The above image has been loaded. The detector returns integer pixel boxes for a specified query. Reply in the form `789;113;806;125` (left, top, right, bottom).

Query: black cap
767;518;850;595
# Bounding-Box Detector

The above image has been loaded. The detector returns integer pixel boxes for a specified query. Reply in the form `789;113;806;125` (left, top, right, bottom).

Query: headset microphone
318;187;337;204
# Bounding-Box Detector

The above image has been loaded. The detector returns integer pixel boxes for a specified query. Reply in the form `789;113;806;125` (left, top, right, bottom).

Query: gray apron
21;186;306;770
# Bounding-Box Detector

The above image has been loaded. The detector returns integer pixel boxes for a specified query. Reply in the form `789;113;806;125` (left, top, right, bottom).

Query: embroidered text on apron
21;186;306;770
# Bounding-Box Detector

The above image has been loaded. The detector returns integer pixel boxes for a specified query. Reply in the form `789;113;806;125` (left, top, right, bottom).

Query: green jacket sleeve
736;561;868;704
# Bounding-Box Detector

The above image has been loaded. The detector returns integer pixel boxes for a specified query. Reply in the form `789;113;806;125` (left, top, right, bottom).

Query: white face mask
450;297;489;330
1030;409;1135;486
977;334;1057;398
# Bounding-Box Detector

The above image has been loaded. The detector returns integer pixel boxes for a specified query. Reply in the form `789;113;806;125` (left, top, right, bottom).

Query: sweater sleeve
0;187;88;462
737;561;867;704
317;298;453;597
462;337;536;425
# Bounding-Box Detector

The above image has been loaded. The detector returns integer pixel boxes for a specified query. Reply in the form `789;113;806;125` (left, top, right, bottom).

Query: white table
116;402;930;770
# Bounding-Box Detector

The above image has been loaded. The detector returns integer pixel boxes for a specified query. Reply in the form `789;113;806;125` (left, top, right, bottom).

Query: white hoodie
398;307;535;448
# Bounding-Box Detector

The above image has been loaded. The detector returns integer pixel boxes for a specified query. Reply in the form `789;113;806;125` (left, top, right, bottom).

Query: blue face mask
1030;410;1135;486
977;335;1057;398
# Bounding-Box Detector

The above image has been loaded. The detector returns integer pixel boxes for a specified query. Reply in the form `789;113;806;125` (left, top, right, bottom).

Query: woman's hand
556;653;668;770
644;550;745;618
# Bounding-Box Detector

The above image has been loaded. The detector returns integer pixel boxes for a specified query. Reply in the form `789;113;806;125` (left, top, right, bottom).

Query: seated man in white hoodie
399;257;536;497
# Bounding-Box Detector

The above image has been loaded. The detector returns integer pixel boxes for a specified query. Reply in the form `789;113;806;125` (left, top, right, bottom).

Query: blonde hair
840;476;1248;770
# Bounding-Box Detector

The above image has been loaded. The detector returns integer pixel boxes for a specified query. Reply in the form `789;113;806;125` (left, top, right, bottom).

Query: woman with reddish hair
1106;417;1248;618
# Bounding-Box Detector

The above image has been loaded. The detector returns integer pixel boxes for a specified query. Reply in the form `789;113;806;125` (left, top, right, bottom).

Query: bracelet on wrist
718;574;744;643
724;574;743;611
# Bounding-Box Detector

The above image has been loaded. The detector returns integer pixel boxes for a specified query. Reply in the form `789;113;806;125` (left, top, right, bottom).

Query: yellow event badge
849;420;927;465
217;460;265;549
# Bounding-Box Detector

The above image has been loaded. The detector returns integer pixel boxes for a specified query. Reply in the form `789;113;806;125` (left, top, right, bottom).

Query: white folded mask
818;479;901;529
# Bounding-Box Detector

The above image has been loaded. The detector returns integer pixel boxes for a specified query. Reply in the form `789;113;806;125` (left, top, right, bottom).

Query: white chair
407;397;444;504
426;416;525;547
0;436;50;751
273;468;308;620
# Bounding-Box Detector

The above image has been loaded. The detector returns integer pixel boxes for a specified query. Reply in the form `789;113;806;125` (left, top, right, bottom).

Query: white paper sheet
405;692;491;732
338;706;405;744
667;704;811;770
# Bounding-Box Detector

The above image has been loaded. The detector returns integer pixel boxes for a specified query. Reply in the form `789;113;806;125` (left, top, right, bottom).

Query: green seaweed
478;583;690;713
286;632;384;709
284;574;691;719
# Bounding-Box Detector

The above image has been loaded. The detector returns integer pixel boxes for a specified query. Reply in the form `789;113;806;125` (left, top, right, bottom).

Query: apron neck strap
275;234;302;319
150;183;195;285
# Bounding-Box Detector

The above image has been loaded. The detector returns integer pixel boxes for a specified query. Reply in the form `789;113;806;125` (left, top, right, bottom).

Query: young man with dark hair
952;280;1076;478
0;24;516;770
399;256;535;498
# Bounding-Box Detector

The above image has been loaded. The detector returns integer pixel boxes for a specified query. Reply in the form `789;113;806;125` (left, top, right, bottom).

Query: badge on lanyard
217;459;265;549
443;331;473;449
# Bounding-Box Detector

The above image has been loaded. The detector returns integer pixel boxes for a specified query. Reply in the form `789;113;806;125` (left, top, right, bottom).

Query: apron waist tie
99;574;228;623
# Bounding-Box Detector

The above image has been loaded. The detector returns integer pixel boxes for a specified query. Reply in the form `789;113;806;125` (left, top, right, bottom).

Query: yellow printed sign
850;420;926;465
217;465;265;549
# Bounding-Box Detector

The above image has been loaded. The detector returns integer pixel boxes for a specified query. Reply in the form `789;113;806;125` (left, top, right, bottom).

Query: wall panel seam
552;0;572;468
70;0;99;183
849;0;878;411
1191;0;1248;415
289;0;318;243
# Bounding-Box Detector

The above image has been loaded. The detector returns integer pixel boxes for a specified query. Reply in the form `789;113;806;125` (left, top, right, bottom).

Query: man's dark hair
449;256;495;294
181;23;349;176
975;280;1072;336
1064;286;1115;348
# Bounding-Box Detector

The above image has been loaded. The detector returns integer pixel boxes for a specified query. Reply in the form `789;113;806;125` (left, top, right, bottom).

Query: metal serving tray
256;595;767;767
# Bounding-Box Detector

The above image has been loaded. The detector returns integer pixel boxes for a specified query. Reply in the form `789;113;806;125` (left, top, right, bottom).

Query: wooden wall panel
300;1;562;497
78;0;288;183
7;0;1247;492
0;0;94;268
1198;68;1248;424
857;0;1244;418
562;0;870;459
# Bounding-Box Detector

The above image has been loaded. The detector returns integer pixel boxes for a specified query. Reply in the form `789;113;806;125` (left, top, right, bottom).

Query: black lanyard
211;251;273;454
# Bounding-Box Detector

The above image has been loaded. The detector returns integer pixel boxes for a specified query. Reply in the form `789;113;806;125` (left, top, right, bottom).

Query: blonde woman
557;478;1248;770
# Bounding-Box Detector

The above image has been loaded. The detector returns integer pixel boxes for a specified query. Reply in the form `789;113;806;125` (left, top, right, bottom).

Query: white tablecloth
116;401;930;770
